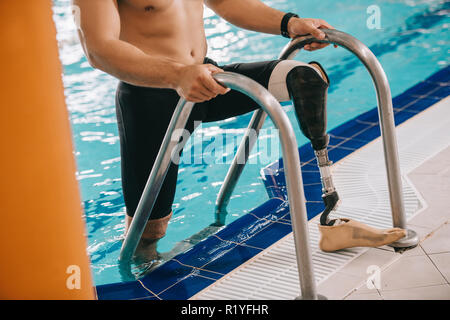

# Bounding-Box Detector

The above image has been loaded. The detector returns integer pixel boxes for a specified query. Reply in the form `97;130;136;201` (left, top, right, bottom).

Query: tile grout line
424;253;450;286
137;279;162;300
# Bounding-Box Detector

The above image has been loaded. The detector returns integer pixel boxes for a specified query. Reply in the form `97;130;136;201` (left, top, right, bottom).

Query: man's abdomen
118;0;207;65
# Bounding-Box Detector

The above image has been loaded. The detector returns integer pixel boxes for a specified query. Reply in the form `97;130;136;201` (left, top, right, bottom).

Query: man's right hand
175;64;230;102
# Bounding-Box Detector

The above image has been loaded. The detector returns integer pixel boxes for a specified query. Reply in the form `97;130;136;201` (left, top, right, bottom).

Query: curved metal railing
215;29;418;248
120;72;323;299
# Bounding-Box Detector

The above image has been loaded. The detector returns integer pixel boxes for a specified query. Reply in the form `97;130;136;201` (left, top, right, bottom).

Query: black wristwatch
281;12;299;38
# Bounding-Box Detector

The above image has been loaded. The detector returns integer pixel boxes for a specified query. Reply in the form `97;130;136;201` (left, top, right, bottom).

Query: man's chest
118;0;202;12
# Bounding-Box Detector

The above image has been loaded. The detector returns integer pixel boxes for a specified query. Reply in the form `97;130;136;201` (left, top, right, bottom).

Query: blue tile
265;186;286;200
201;244;262;275
330;120;373;140
303;184;323;202
298;144;316;162
328;135;348;147
392;94;417;110
405;96;441;112
431;85;450;99
174;235;236;269
270;171;288;188
273;201;291;220
303;157;318;166
301;170;321;184
301;162;320;172
215;213;270;244
354;107;380;124
305;202;326;220
402;80;437;97
243;218;293;249
424;66;450;84
248;198;287;221
158;273;216;300
339;138;369;151
139;260;194;295
96;280;154;300
393;110;415;125
196;268;225;281
261;171;279;189
328;146;354;161
267;170;290;188
351;124;381;142
277;157;284;169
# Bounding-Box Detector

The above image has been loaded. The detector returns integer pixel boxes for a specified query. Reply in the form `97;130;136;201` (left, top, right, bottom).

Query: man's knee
267;60;327;102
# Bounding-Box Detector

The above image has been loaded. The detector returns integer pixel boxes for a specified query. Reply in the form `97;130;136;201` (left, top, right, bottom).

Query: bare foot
134;238;160;263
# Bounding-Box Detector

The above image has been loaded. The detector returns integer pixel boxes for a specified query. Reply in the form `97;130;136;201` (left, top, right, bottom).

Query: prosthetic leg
286;62;339;227
283;62;406;252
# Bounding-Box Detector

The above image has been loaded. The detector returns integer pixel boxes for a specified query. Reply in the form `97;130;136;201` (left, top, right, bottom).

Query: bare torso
117;0;207;65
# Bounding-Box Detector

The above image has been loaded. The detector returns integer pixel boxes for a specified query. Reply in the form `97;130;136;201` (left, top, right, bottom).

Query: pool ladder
119;29;419;300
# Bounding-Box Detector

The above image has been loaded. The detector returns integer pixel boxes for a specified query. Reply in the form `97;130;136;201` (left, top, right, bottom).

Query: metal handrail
215;29;419;248
119;72;323;299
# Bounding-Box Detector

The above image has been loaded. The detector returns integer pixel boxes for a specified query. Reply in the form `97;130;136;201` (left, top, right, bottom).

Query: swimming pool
52;0;449;286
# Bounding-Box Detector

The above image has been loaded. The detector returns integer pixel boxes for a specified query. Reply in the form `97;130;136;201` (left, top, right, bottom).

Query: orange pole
0;0;95;299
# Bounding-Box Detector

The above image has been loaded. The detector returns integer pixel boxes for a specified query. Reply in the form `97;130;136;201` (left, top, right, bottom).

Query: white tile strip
192;97;450;300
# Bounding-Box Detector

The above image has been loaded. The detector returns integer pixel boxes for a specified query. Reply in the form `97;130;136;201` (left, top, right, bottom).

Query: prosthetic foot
318;218;406;252
286;62;406;251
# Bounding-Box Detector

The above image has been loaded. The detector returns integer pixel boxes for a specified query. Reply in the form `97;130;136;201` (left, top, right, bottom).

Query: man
74;0;406;262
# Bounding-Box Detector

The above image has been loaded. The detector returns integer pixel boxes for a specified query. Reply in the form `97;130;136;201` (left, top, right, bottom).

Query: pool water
52;0;449;285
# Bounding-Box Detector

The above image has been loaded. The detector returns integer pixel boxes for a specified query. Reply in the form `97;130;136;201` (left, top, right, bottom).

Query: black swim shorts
115;58;282;221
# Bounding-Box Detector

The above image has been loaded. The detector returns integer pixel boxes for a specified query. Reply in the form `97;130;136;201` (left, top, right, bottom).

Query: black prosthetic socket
286;62;339;226
286;61;329;150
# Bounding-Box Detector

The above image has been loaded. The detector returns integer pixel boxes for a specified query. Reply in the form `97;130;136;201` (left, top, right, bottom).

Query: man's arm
73;0;228;101
205;0;334;51
73;0;184;88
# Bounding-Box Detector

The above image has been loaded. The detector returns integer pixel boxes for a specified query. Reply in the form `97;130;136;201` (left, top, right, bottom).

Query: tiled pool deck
344;146;450;300
96;65;449;300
